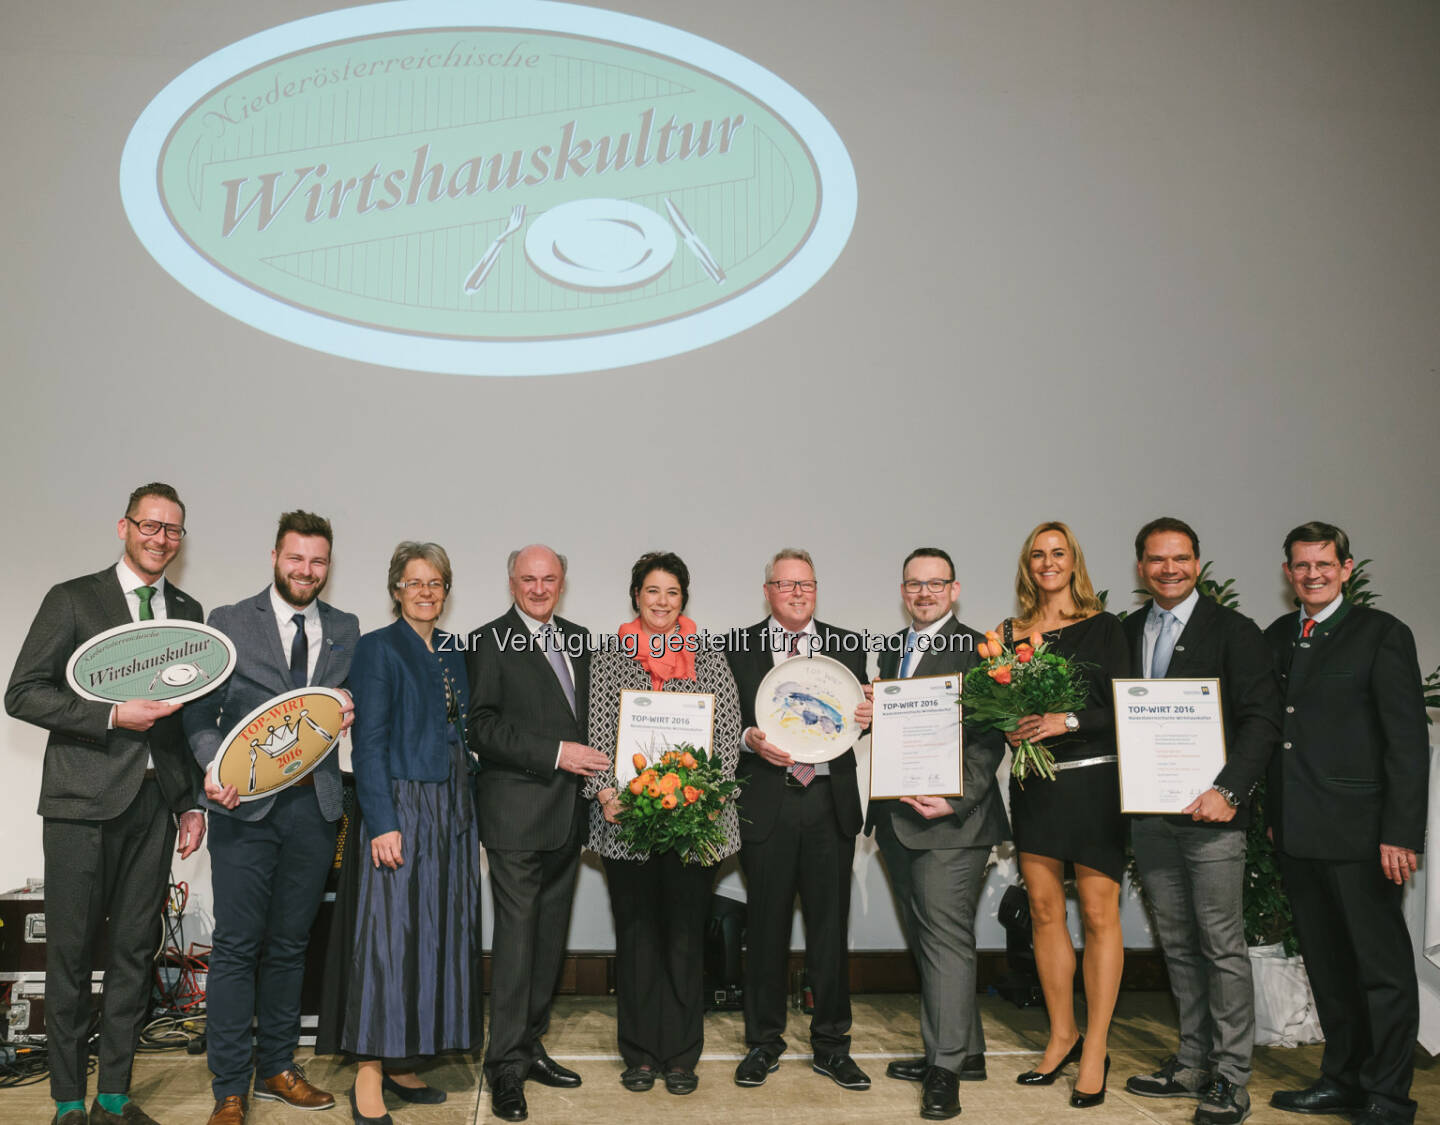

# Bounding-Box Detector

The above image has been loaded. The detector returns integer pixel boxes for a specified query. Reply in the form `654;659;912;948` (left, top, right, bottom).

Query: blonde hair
1013;520;1104;627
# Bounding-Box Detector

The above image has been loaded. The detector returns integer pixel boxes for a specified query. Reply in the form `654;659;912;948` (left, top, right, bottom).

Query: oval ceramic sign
120;1;857;376
209;687;347;801
66;620;238;705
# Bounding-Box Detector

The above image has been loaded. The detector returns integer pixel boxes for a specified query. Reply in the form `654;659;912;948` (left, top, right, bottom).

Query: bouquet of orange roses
962;631;1089;785
616;743;740;865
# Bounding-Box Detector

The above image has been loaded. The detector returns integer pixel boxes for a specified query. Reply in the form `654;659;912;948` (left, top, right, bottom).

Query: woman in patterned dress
584;551;743;1097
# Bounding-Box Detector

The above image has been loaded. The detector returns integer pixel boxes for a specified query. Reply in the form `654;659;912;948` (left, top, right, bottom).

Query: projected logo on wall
119;1;857;376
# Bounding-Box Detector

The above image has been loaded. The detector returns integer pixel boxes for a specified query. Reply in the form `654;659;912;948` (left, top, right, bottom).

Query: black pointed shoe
1017;1037;1083;1085
527;1054;582;1089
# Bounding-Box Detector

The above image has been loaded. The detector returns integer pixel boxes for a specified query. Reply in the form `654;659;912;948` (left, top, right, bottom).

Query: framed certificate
615;690;716;785
869;673;963;800
1114;678;1227;813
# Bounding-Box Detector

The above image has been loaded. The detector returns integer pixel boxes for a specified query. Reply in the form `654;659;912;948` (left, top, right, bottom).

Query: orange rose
632;752;648;773
645;782;662;798
976;641;992;660
628;777;645;795
659;772;682;794
985;630;1000;643
992;664;1013;685
640;769;657;785
1029;632;1044;649
662;751;677;765
679;751;698;769
1016;648;1034;663
683;785;702;804
661;793;679;810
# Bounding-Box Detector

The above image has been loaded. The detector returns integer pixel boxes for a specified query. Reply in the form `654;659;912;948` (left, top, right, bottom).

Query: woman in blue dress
339;542;482;1123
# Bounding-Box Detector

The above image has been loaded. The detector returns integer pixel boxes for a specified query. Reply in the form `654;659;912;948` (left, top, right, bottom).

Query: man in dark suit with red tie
1264;522;1428;1125
726;548;873;1092
5;483;207;1125
466;544;608;1122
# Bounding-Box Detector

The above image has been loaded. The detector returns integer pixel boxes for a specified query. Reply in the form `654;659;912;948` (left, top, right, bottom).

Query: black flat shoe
664;1068;699;1095
620;1065;656;1092
381;1074;447;1105
348;1086;393;1125
1016;1036;1084;1086
1069;1055;1111;1108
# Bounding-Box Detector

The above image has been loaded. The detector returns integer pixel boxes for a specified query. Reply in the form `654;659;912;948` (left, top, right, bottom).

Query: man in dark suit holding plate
183;511;357;1125
726;548;873;1092
6;483;207;1125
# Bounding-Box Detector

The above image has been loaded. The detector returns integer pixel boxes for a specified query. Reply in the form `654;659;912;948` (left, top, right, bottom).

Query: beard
274;566;327;608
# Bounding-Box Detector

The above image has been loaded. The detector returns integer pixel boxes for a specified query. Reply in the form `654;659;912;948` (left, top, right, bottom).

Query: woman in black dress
1001;521;1130;1108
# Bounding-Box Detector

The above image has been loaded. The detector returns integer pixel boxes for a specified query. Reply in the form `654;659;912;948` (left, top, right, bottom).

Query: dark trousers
603;853;715;1071
1279;852;1418;1120
739;777;855;1056
484;839;582;1079
207;788;336;1098
43;779;175;1101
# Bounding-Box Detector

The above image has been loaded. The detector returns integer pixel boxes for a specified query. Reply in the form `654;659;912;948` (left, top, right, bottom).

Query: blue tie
900;629;918;678
1151;610;1179;679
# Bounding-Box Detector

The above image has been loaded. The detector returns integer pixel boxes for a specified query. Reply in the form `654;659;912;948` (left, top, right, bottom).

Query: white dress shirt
514;604;576;769
271;585;322;683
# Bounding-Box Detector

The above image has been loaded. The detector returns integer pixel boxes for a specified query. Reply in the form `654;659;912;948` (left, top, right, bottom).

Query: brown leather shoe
254;1066;336;1110
206;1096;247;1125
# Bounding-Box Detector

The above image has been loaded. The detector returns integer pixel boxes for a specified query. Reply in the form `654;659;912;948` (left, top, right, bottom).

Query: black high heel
1016;1036;1084;1086
1069;1055;1111;1108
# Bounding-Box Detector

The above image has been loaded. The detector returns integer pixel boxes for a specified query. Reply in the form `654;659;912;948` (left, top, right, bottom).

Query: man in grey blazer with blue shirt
183;512;357;1125
866;548;1008;1122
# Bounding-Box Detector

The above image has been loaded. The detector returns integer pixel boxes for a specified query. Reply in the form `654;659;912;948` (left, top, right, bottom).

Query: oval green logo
121;2;856;376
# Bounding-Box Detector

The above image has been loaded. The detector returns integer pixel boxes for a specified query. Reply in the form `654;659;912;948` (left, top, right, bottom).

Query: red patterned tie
786;633;816;787
1301;617;1316;638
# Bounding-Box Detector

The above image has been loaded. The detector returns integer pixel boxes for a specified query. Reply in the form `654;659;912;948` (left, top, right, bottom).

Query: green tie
135;586;156;621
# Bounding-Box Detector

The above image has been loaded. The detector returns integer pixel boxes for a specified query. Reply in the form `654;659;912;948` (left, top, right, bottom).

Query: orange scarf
618;615;698;689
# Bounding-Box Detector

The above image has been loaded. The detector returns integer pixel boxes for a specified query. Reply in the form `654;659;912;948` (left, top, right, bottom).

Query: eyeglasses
767;580;816;593
127;516;186;540
1287;561;1341;576
902;579;953;593
397;579;447;591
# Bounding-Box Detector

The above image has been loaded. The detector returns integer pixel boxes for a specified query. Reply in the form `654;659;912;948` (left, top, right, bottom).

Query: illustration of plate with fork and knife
463;196;725;294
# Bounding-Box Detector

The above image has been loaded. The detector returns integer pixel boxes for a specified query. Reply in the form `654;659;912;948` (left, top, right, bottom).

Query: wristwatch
1213;785;1239;808
1063;712;1079;732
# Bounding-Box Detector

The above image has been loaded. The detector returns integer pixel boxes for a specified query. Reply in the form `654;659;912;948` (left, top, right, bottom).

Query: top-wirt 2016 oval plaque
120;1;857;376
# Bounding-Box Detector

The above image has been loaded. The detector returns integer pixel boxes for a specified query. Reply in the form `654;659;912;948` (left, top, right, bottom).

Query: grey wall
2;0;1437;952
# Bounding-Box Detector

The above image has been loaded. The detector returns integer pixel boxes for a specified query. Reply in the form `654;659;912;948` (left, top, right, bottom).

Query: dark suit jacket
1123;595;1282;829
183;588;358;823
465;607;591;853
725;618;868;841
863;617;1010;849
1264;601;1429;860
6;566;203;818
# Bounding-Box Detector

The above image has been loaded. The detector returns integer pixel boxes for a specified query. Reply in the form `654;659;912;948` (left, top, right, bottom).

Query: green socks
55;1101;86;1119
96;1094;130;1113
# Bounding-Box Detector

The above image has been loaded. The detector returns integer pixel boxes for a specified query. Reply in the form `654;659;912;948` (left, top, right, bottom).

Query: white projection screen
2;0;1438;954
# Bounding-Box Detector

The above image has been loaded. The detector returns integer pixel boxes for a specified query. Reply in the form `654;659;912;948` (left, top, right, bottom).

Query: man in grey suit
1122;519;1280;1125
465;545;607;1123
183;512;358;1125
865;548;1008;1121
6;483;207;1125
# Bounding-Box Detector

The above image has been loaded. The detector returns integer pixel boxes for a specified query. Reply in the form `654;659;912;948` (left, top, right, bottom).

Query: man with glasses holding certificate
1121;518;1280;1125
866;548;1007;1121
6;484;207;1125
